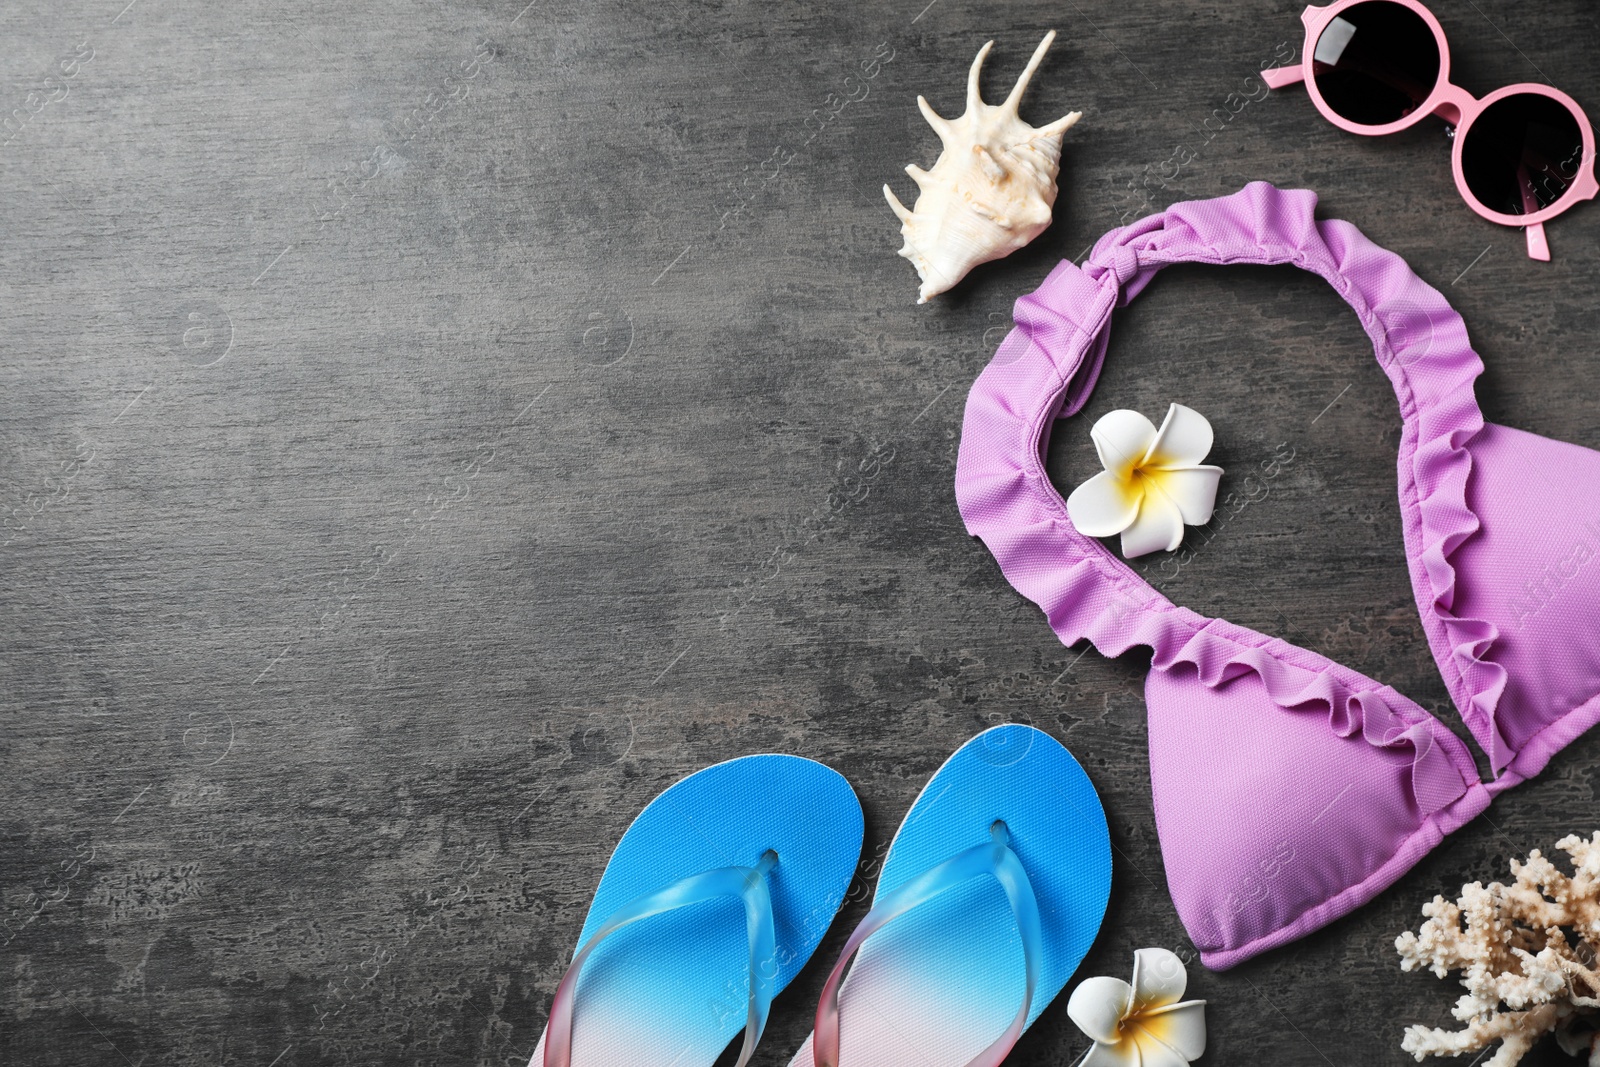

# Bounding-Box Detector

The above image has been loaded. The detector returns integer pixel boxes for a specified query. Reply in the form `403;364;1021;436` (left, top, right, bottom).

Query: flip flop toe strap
813;823;1043;1067
545;850;779;1067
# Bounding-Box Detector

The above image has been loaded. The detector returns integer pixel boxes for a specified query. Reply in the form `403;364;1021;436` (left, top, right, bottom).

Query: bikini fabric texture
955;181;1600;971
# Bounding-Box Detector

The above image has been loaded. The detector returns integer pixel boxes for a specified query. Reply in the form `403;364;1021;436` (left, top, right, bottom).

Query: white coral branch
1398;833;1600;1067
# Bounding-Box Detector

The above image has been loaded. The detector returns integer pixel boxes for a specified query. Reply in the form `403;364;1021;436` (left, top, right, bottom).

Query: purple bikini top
955;181;1600;970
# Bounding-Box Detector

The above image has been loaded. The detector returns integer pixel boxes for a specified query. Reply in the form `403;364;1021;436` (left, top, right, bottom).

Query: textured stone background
3;1;1599;1064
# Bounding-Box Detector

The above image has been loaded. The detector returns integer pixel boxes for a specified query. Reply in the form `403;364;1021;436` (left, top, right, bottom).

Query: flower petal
1140;1000;1208;1061
1119;481;1185;558
1068;470;1142;537
1145;466;1223;526
1092;409;1159;480
1081;1039;1143;1067
1133;1028;1192;1067
1067;976;1134;1045
1144;404;1214;469
1131;947;1188;1009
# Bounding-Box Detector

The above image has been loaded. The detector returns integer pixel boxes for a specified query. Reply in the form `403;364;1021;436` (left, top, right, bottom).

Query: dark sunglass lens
1461;93;1586;215
1311;1;1441;127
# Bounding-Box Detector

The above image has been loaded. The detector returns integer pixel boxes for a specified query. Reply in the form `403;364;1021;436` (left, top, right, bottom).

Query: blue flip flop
530;754;863;1067
788;725;1112;1067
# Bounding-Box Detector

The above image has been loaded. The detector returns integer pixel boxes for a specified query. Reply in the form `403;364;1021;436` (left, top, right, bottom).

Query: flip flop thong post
530;754;864;1067
789;724;1112;1067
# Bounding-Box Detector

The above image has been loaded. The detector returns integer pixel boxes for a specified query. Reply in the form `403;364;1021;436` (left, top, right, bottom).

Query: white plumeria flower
1066;404;1223;559
1067;947;1207;1067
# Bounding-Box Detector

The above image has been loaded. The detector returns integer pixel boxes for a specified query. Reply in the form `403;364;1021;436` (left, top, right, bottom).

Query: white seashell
884;31;1082;304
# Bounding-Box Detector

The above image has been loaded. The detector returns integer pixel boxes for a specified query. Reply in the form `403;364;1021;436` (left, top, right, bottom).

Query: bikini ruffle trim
1306;195;1511;772
958;473;1472;817
955;181;1496;807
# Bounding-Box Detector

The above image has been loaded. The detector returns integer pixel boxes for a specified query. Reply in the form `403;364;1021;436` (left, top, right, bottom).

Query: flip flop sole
788;724;1111;1066
532;754;863;1067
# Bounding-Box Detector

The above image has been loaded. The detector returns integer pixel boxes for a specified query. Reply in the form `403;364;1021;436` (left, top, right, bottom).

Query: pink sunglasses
1263;0;1597;260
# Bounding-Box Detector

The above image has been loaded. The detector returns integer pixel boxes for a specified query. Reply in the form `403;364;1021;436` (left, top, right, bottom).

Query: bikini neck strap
956;183;1492;752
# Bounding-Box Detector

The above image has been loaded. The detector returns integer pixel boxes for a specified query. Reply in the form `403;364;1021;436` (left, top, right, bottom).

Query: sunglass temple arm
1261;65;1305;90
1516;165;1553;261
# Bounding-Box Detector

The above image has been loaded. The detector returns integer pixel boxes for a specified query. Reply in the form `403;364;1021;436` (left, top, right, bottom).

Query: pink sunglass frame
1262;0;1598;261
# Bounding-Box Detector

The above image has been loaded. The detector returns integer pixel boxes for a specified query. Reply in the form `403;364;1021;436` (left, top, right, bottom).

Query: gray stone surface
3;0;1598;1064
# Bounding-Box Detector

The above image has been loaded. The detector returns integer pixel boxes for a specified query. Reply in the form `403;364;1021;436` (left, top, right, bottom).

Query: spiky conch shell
885;31;1081;304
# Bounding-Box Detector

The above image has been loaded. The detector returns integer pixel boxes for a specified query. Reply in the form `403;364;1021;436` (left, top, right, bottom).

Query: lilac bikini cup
954;181;1600;970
